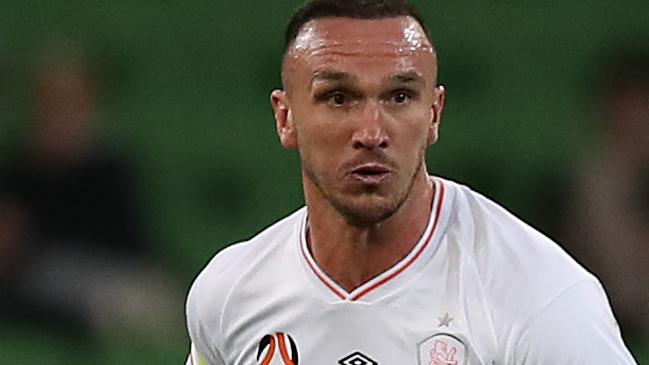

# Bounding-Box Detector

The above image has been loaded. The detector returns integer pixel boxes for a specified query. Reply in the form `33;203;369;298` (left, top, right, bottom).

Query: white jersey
185;177;636;365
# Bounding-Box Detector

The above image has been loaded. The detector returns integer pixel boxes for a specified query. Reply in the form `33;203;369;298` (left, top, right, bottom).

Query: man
185;1;637;364
0;45;184;349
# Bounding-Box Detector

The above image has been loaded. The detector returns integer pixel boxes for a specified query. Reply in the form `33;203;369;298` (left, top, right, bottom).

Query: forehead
289;16;433;55
284;17;437;84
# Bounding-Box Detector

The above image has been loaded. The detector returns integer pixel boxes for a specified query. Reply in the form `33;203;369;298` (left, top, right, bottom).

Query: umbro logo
338;351;378;365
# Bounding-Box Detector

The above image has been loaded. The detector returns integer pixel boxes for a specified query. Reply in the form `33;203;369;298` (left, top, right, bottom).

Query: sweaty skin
271;17;445;292
287;17;435;62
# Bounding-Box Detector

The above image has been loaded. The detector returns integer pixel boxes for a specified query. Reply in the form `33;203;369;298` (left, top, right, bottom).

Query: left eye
392;91;411;104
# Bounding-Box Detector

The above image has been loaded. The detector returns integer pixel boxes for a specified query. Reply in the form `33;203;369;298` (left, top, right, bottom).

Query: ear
427;85;445;145
270;89;297;149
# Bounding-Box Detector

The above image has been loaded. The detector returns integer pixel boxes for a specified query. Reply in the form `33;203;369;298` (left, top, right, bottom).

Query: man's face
272;16;444;226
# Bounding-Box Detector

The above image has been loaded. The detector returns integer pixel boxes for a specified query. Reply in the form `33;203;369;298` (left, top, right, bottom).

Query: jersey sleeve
185;342;223;365
185;266;228;365
512;280;637;364
184;241;254;365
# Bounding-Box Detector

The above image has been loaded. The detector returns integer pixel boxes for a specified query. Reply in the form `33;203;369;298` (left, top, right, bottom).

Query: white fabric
185;177;637;364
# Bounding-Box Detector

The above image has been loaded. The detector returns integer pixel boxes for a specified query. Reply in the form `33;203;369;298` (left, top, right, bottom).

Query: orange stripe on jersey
300;224;347;300
350;181;446;301
277;332;296;365
260;335;277;365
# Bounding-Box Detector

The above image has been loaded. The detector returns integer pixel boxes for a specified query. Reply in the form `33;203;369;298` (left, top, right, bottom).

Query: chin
334;195;402;228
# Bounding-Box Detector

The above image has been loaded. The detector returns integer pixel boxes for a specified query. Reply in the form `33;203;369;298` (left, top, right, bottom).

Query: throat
308;231;411;292
304;174;436;294
305;214;426;293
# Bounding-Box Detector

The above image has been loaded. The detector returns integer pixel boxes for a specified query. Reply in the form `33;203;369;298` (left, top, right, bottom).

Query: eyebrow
309;69;426;90
385;71;426;86
310;70;357;90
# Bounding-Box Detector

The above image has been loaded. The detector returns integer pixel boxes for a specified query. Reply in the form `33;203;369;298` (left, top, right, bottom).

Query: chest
221;289;497;365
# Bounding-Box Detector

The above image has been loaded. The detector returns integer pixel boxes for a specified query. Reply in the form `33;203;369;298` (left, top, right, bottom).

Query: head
271;0;445;227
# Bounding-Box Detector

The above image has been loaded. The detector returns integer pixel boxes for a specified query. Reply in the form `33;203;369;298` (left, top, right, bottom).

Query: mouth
350;163;392;185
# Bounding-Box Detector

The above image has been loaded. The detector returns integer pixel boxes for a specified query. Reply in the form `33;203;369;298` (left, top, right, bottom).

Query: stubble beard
302;146;427;228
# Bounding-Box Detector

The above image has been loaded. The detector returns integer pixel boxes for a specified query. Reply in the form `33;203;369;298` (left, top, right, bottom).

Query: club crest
418;333;466;365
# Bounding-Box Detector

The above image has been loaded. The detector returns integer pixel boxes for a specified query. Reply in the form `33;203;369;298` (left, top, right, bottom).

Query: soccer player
185;1;637;364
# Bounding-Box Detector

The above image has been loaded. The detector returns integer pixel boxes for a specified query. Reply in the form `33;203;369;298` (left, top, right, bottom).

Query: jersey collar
298;178;449;302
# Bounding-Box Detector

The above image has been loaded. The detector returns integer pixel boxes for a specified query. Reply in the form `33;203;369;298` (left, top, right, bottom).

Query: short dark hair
284;0;431;54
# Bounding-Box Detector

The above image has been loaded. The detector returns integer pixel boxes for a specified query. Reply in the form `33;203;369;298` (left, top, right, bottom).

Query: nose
351;100;389;150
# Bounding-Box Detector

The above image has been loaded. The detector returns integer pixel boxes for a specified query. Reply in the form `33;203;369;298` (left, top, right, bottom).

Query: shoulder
438;177;596;318
185;207;305;353
512;279;636;363
438;178;635;363
187;207;305;317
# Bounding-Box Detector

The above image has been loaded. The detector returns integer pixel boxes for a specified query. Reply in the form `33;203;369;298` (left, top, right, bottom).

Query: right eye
327;92;347;106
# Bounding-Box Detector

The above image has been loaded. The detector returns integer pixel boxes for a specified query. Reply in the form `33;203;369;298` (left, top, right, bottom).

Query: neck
304;169;434;292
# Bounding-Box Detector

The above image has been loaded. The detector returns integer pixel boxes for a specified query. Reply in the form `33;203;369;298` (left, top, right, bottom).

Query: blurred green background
1;0;647;363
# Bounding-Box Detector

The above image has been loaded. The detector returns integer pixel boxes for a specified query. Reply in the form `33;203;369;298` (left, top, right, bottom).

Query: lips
350;163;392;185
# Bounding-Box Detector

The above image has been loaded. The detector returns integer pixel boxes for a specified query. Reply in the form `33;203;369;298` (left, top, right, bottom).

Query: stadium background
0;0;647;363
